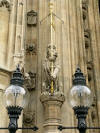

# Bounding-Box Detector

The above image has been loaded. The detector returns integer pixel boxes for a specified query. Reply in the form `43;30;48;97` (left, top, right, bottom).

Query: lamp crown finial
73;67;86;86
10;65;24;86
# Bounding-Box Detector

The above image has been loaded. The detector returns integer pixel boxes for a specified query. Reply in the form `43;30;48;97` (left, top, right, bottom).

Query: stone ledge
40;91;65;104
0;66;13;75
43;122;61;127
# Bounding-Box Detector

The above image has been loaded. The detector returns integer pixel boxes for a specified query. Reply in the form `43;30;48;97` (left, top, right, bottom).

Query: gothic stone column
40;92;65;133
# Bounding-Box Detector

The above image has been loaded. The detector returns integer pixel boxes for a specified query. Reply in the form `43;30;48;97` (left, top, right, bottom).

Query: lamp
58;67;100;133
69;67;92;133
69;67;92;107
5;66;25;133
1;66;38;133
5;66;25;108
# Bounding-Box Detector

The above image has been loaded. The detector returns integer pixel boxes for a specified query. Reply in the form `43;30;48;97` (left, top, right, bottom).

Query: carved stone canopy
27;10;37;26
0;0;11;11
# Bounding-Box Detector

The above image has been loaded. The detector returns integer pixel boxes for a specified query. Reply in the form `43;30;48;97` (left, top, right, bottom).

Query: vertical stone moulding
82;1;99;129
0;0;11;67
40;92;65;133
82;0;88;30
14;0;24;68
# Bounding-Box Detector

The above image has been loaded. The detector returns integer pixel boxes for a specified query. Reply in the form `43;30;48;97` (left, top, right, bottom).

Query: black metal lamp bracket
1;106;39;133
58;106;100;132
0;126;38;131
58;126;100;131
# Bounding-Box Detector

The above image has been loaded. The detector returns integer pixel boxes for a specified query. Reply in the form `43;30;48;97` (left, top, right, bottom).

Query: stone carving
19;1;23;6
46;45;58;62
91;111;96;122
27;10;37;26
91;96;97;122
23;111;35;127
43;44;60;92
26;43;36;55
84;29;90;49
91;96;96;107
87;61;93;82
24;72;36;91
0;0;11;11
82;1;88;20
82;0;88;30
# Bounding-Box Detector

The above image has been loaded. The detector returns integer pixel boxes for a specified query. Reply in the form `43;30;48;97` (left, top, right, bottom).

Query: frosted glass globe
69;85;92;107
5;85;26;107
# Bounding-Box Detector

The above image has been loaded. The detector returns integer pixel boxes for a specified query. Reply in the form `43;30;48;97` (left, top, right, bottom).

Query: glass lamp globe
69;85;92;108
5;66;26;108
69;67;93;108
5;85;25;107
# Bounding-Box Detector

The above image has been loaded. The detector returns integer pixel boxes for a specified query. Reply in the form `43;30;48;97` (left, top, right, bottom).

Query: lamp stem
9;130;16;133
73;106;89;133
7;106;23;133
8;116;18;133
79;129;86;133
78;117;86;133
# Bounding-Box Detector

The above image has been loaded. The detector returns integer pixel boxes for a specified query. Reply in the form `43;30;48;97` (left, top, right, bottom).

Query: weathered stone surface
40;91;65;133
0;0;99;133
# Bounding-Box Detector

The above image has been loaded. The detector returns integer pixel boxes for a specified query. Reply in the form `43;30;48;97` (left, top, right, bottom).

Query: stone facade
0;0;100;133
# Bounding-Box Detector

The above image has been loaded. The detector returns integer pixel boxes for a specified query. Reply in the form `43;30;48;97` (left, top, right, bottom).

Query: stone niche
27;10;37;26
